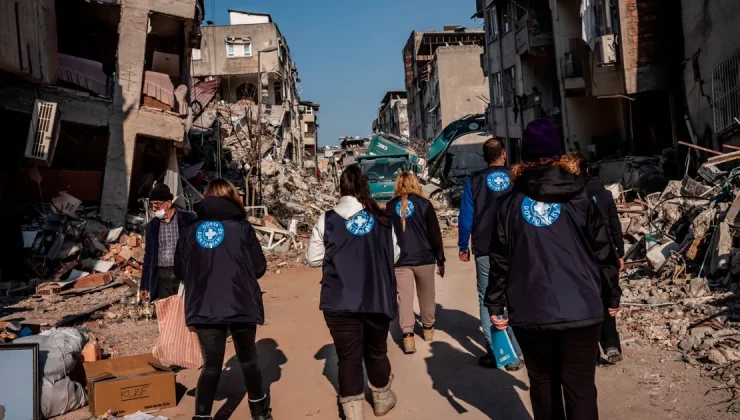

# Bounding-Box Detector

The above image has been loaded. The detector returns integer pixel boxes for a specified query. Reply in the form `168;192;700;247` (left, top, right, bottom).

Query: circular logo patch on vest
521;197;562;227
196;221;225;248
395;201;415;218
345;210;375;236
486;171;511;192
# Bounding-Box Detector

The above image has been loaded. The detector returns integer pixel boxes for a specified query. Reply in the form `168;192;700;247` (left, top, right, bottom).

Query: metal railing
712;48;740;134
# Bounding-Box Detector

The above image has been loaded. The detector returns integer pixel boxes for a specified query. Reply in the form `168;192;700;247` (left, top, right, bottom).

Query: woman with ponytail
386;172;445;354
307;165;400;420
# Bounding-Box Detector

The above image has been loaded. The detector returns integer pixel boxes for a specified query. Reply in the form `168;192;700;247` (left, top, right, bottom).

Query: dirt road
159;241;731;419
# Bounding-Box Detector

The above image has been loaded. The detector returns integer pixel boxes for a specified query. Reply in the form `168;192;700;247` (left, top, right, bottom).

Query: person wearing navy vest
457;137;523;371
583;159;626;364
386;172;445;355
484;119;621;420
307;165;400;420
174;179;272;420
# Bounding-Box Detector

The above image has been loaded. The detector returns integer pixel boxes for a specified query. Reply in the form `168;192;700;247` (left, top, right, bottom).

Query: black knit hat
149;183;173;201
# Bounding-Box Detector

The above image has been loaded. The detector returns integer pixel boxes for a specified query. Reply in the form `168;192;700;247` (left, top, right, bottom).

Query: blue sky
205;0;482;146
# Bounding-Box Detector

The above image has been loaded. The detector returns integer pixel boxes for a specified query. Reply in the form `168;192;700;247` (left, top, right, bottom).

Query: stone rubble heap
609;157;740;404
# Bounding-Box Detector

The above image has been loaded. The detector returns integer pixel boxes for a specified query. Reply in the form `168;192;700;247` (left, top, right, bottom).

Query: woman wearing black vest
386;172;445;354
174;179;271;420
484;119;621;420
307;165;400;420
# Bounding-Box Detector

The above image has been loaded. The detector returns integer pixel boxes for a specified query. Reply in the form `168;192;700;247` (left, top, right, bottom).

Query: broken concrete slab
691;207;716;238
82;259;116;273
647;240;680;272
687;277;710;298
106;227;124;244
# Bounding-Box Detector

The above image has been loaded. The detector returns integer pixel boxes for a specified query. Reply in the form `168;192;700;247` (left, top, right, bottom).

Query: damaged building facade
0;0;205;226
681;0;740;151
299;100;320;168
402;27;488;141
373;90;410;138
474;0;684;161
191;10;303;163
0;0;205;225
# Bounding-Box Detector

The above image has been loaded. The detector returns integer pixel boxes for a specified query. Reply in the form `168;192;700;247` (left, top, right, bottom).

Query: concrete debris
612;144;740;386
646;240;680;272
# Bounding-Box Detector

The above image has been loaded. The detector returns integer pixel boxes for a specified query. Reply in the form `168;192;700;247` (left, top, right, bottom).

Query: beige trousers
395;264;436;334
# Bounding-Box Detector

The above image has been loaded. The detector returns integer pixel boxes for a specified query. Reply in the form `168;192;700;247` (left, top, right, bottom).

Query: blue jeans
475;256;522;363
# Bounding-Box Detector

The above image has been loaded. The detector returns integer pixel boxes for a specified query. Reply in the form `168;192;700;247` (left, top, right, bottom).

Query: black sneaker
604;347;623;364
505;360;524;372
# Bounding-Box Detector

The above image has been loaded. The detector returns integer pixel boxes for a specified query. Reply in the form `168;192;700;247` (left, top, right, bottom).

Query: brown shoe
423;327;435;342
403;334;416;354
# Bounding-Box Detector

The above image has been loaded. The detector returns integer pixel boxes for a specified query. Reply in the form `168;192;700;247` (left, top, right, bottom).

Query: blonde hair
393;172;424;232
511;153;583;180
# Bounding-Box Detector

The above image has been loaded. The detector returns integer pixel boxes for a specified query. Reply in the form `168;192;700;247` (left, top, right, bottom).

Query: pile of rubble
260;160;337;228
611;148;740;405
1;192;150;326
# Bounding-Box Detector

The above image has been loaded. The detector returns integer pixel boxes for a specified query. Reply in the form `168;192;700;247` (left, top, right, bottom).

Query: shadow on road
186;338;286;420
426;341;531;419
315;343;350;419
434;303;488;358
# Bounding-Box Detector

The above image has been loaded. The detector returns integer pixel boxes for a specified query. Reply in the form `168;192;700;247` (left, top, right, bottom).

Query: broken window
502;1;513;34
712;48;740;134
504;66;516;106
487;7;499;42
142;13;187;113
55;0;120;97
274;81;283;105
492;72;503;106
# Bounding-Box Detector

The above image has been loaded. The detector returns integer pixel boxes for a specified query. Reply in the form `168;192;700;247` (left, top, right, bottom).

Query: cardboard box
84;354;176;417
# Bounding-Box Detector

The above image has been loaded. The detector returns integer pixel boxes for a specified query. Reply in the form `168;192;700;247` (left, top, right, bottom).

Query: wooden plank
722;144;740;151
677;141;722;155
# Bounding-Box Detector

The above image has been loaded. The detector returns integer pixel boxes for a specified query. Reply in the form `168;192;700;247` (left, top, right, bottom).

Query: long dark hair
340;165;390;226
204;178;247;218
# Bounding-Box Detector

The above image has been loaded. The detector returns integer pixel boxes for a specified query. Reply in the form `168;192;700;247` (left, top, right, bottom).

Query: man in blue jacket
139;183;196;302
458;137;523;370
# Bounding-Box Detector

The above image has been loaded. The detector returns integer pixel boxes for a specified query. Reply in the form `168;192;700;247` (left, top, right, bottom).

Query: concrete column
100;6;149;226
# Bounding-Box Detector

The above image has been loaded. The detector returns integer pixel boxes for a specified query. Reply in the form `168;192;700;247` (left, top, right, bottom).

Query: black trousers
194;324;264;416
513;323;602;420
600;312;621;353
157;267;179;299
324;312;392;397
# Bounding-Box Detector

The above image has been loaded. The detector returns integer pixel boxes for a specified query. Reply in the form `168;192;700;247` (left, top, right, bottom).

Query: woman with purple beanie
484;119;621;420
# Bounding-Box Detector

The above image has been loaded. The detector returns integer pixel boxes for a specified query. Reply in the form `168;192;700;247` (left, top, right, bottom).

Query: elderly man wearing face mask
139;183;197;302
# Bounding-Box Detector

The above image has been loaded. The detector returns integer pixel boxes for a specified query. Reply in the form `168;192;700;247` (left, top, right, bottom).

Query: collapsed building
373;90;410;138
0;0;206;226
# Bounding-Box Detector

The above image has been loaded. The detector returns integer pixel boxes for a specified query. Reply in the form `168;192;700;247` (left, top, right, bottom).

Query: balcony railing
514;12;553;56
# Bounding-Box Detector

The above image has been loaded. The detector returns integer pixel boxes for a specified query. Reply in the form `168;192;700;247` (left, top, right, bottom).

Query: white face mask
153;209;167;219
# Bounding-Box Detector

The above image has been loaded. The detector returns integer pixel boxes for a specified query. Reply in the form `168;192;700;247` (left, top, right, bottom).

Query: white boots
340;394;365;420
369;374;397;417
339;375;397;419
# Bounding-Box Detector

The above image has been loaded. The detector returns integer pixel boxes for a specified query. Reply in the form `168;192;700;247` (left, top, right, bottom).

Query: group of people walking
139;117;626;420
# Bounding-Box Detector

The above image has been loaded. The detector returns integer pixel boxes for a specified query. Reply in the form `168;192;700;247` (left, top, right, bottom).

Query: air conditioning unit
595;35;618;65
480;52;489;76
24;100;61;166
